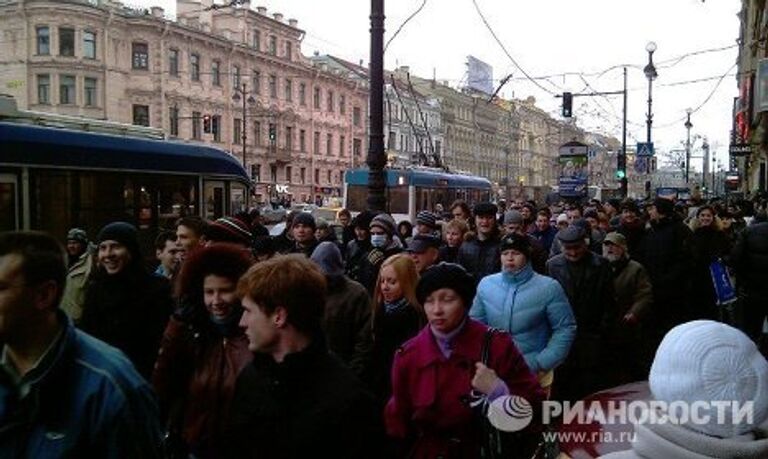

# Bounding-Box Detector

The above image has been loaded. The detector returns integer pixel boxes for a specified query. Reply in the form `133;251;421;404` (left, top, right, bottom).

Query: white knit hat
649;320;768;438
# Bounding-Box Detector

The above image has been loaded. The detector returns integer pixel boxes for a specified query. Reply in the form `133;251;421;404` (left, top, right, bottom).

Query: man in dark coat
287;213;319;257
637;198;693;339
615;200;646;261
311;242;373;381
731;212;768;340
457;202;502;283
227;255;382;458
546;226;616;402
79;222;172;378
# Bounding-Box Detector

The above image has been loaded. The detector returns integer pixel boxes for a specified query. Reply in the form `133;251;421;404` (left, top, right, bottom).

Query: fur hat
473;202;498;217
500;233;531;258
650;320;768;438
416;262;476;307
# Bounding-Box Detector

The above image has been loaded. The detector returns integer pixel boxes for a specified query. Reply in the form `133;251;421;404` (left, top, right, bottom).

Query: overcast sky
131;0;741;171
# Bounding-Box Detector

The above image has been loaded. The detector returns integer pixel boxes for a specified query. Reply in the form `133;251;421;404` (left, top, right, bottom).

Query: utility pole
366;0;386;212
685;108;693;184
621;67;628;199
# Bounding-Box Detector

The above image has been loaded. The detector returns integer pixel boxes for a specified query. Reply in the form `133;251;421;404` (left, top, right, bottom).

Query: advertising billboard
467;55;494;95
558;141;589;198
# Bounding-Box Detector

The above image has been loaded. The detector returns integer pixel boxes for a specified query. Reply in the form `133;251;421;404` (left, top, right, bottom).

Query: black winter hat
352;210;378;230
292;212;317;230
96;221;142;260
473;202;498;217
653;197;675;216
416;262;476;307
500;233;532;258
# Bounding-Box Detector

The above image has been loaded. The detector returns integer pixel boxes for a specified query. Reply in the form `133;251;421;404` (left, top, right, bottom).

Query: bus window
0;174;18;231
204;181;225;220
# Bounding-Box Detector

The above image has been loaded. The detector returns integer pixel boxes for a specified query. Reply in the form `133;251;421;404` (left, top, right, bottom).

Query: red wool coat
384;318;546;458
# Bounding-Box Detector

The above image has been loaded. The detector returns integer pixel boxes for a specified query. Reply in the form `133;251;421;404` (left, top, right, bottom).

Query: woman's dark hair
397;221;414;237
175;243;252;302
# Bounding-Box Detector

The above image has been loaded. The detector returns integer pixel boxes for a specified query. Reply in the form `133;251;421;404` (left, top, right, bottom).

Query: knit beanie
499;233;531;258
207;217;253;246
310;241;344;278
416;262;476;307
416;211;438;230
653;197;675;216
370;213;396;237
649;320;768;438
96;222;141;260
67;228;88;245
503;210;523;225
293;212;317;230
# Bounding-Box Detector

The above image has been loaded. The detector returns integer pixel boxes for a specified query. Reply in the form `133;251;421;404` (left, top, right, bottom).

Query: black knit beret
416;262;476;308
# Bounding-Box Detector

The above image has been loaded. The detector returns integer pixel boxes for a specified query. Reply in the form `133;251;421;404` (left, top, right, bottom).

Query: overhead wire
384;0;428;52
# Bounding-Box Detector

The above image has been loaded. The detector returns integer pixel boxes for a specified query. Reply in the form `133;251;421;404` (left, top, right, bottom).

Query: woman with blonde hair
370;253;424;402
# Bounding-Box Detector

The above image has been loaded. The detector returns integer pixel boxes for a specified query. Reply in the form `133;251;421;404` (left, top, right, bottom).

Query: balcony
266;145;291;164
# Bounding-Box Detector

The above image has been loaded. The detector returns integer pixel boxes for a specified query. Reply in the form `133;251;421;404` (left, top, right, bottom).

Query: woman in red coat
385;262;546;458
152;243;253;458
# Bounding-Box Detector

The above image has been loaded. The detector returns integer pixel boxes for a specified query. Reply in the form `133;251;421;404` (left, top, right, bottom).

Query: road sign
636;142;655;157
635;157;648;174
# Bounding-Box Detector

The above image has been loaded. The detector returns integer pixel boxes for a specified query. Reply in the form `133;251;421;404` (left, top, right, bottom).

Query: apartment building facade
0;0;368;204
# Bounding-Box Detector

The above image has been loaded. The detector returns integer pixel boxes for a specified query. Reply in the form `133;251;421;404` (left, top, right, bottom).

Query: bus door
204;181;226;220
0;173;19;231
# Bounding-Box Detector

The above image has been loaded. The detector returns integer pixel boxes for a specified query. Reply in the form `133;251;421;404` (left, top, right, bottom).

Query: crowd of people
1;192;767;458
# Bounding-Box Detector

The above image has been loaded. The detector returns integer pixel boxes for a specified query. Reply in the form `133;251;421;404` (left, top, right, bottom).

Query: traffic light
203;114;211;134
616;154;626;179
562;92;573;118
268;124;276;143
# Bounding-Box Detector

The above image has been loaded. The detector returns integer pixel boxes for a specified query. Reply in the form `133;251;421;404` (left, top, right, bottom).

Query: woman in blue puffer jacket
470;232;576;390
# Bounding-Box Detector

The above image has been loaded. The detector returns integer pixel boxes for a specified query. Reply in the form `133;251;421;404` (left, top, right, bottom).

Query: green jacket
61;250;95;322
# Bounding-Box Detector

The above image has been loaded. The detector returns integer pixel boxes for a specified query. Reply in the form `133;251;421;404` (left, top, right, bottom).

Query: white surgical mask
371;234;388;248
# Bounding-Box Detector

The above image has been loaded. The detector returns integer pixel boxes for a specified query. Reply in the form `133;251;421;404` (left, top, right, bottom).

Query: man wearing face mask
471;233;576;393
355;213;403;294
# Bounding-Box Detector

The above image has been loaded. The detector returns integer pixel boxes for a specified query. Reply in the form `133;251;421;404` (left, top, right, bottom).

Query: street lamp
684;108;693;183
232;83;256;168
643;41;658;144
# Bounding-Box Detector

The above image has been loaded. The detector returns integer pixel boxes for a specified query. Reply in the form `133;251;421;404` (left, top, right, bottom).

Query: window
284;79;292;102
285;166;292;182
299;83;306;106
313;87;321;109
353;138;362;157
268;123;277;144
212;60;220;86
169;49;179;76
59;27;75;56
326;133;333;156
388;131;396;149
251;164;261;182
285;126;293;150
83;31;96;59
435;140;442;156
315;168;320;184
270;165;277;183
132;42;148;69
339;135;345;156
340;95;346;115
285;41;292;61
300;167;306;184
252;29;261;51
234;118;242;144
313;131;320;154
269;35;277;55
84;77;97;107
59;75;75;104
37;74;50;104
326;170;332;185
190;53;200;81
192;111;201;139
169;106;179;137
254;121;261;145
252;71;261;94
353;106;361;126
132;104;149;126
268;74;277;98
212;115;221;142
36;26;49;55
327;90;334;112
232;65;240;89
299;129;306;152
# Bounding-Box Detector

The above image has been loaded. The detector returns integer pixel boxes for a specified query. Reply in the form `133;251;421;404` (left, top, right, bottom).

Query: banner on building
466;56;494;95
558;141;589;198
756;59;768;114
